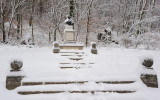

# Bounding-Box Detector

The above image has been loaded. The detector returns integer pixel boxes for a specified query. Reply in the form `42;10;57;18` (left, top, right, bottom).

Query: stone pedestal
59;44;84;50
6;59;25;90
140;58;158;88
6;75;24;90
91;43;98;54
58;16;84;50
141;74;158;88
64;25;75;43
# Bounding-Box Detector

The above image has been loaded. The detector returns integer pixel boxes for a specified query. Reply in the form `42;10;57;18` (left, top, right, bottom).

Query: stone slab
59;44;84;50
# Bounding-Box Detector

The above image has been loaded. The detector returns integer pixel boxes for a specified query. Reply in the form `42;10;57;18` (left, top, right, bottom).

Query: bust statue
64;16;74;26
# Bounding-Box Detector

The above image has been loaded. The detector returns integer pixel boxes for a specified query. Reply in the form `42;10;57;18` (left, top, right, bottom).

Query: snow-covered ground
0;44;160;100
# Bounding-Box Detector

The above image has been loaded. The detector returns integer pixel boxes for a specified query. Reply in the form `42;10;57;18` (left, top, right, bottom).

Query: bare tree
7;0;26;39
0;0;6;43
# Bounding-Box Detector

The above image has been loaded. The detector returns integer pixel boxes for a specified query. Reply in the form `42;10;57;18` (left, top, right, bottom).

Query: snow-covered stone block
142;58;153;68
91;42;97;54
53;42;60;53
140;74;158;88
59;43;84;50
6;76;24;90
6;58;25;90
10;58;23;71
140;57;158;88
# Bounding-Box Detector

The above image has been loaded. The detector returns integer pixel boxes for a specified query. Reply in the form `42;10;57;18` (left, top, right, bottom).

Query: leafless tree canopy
0;0;160;49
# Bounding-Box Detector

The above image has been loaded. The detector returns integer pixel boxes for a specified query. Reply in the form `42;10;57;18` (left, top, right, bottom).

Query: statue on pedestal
64;16;75;43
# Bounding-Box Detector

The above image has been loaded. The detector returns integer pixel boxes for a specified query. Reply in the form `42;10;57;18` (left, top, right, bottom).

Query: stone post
91;42;97;54
53;42;60;53
6;59;25;90
140;58;158;88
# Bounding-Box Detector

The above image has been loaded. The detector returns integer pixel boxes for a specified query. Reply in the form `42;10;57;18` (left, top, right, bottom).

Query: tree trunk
1;1;6;43
49;32;51;43
39;0;43;18
54;28;57;42
32;23;34;45
20;12;23;38
31;0;35;45
86;0;93;47
86;15;90;47
16;2;21;39
69;0;74;18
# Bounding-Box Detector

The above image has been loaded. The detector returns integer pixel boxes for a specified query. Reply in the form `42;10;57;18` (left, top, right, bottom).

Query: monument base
59;43;84;50
64;40;76;44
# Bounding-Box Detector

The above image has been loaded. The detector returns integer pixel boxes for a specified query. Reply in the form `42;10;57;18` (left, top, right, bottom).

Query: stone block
141;74;158;88
91;49;97;54
6;58;25;90
91;43;97;54
53;48;60;53
6;76;24;90
142;59;153;68
53;42;60;53
59;44;84;50
10;60;23;71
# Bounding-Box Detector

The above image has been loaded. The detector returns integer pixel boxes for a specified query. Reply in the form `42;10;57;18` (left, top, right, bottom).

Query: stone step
60;63;94;65
22;81;135;86
59;45;84;50
17;82;137;95
69;58;83;61
60;52;85;54
60;66;91;69
60;55;86;57
18;90;135;95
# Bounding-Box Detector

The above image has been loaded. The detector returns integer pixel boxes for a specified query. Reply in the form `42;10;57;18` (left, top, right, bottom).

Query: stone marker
64;16;75;43
6;59;25;90
140;58;158;88
53;42;60;53
142;58;153;68
11;60;23;71
141;74;158;88
91;42;97;54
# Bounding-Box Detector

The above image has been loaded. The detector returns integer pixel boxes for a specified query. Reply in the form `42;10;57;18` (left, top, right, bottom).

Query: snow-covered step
22;74;138;83
59;63;93;69
60;54;86;57
18;90;135;95
60;66;92;69
59;44;84;50
59;51;85;54
17;82;138;95
59;63;94;69
69;57;83;61
60;62;94;65
22;81;135;86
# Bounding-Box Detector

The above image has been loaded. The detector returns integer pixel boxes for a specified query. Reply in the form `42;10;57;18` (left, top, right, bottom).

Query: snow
7;70;26;77
141;67;157;75
64;17;74;24
9;57;23;64
0;45;160;100
64;28;75;32
106;27;112;32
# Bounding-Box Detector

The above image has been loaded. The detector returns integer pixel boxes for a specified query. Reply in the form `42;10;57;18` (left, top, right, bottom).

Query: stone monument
64;16;75;43
58;16;84;50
